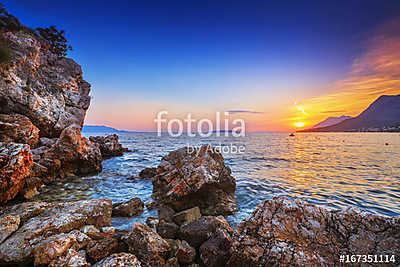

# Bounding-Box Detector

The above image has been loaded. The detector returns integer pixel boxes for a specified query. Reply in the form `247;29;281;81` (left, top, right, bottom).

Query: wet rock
80;225;101;238
0;142;33;203
175;240;196;264
86;237;118;263
152;145;236;216
49;248;90;267
112;197;144;217
157;220;179;239
0;201;49;223
112;229;130;253
33;230;90;265
165;257;180;267
0;114;40;147
199;228;232;267
173;207;201;226
227;197;400;266
145;201;157;210
122;223;170;266
139;167;157;179
0;215;20;243
89;134;128;158
178;216;233;248
0;31;92;138
0;199;112;265
93;252;141;267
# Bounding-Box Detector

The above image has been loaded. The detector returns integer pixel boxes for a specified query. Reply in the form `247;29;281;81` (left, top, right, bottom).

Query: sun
294;122;305;128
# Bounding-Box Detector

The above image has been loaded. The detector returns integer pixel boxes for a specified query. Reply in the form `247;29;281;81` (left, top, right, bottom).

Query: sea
33;132;400;229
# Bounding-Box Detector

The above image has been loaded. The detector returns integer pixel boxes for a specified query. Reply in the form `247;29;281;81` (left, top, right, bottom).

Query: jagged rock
152;145;236;216
112;229;130;253
139;167;157;179
0;201;49;223
112;197;144;217
0;142;33;203
145;201;157;210
0;215;20;244
173;207;201;226
157;220;179;239
0;114;40;147
145;216;159;232
89;134;127;158
0;199;112;265
175;240;196;264
157;205;176;222
49;248;90;267
80;225;101;237
228;197;400;266
93;253;141;267
165;257;180;267
33;230;90;265
0;31;92;138
39;137;57;148
199;228;232;267
122;223;170;266
86;237;118;263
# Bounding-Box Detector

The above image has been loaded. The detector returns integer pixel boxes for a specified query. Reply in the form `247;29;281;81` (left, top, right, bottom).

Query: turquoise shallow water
34;132;400;229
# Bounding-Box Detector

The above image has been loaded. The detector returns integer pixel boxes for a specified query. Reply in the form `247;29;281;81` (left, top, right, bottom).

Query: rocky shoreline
1;30;399;266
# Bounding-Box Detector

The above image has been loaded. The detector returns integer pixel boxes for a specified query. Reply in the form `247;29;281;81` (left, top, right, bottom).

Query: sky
5;0;400;131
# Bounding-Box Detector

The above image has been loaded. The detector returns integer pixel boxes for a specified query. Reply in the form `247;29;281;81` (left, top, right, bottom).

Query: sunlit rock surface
152;144;237;216
228;197;400;266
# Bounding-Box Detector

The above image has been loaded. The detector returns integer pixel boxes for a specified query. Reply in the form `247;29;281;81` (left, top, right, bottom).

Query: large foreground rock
228;197;400;266
0;142;33;203
152;145;236;216
0;199;112;265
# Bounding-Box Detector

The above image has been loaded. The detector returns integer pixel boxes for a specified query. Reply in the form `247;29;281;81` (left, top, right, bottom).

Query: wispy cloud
227;110;264;114
294;18;400;124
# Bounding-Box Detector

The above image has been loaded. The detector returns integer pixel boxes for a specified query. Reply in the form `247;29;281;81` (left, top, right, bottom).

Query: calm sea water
34;132;400;229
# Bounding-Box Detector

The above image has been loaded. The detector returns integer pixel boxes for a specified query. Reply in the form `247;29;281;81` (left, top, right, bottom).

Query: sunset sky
7;0;400;131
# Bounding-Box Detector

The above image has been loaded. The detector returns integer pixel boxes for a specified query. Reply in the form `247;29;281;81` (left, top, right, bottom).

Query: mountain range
82;125;131;133
301;94;400;132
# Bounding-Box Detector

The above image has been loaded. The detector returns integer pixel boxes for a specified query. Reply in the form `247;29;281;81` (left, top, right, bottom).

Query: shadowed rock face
152;145;237;216
0;142;33;203
0;32;91;138
89;134;128;158
228;197;400;266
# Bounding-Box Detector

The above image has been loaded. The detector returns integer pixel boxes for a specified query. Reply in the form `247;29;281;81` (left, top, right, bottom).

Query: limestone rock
0;113;40;147
199;228;232;267
0;199;112;265
86;237;118;263
49;249;90;267
93;253;141;267
0;215;20;244
89;134;127;158
112;197;144;217
227;197;400;266
122;223;170;266
175;240;196;264
0;31;92;138
172;207;201;226
157;220;179;239
0;142;33;203
152;145;236;216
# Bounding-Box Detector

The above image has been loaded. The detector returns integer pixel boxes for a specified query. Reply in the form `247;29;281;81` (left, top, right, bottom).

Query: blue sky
5;0;400;130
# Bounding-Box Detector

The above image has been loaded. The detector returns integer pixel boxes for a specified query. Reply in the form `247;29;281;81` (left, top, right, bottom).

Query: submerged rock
89;134;128;158
0;142;33;204
0;199;112;265
228;197;400;266
139;167;157;179
0;114;40;147
112;197;144;217
152;144;237;216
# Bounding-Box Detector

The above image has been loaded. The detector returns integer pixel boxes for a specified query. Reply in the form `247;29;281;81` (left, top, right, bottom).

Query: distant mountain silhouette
311;116;353;129
82;125;130;133
301;94;400;132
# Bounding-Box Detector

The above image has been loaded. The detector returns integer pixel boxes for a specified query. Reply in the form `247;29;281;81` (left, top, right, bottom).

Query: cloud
295;18;400;124
226;110;264;114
